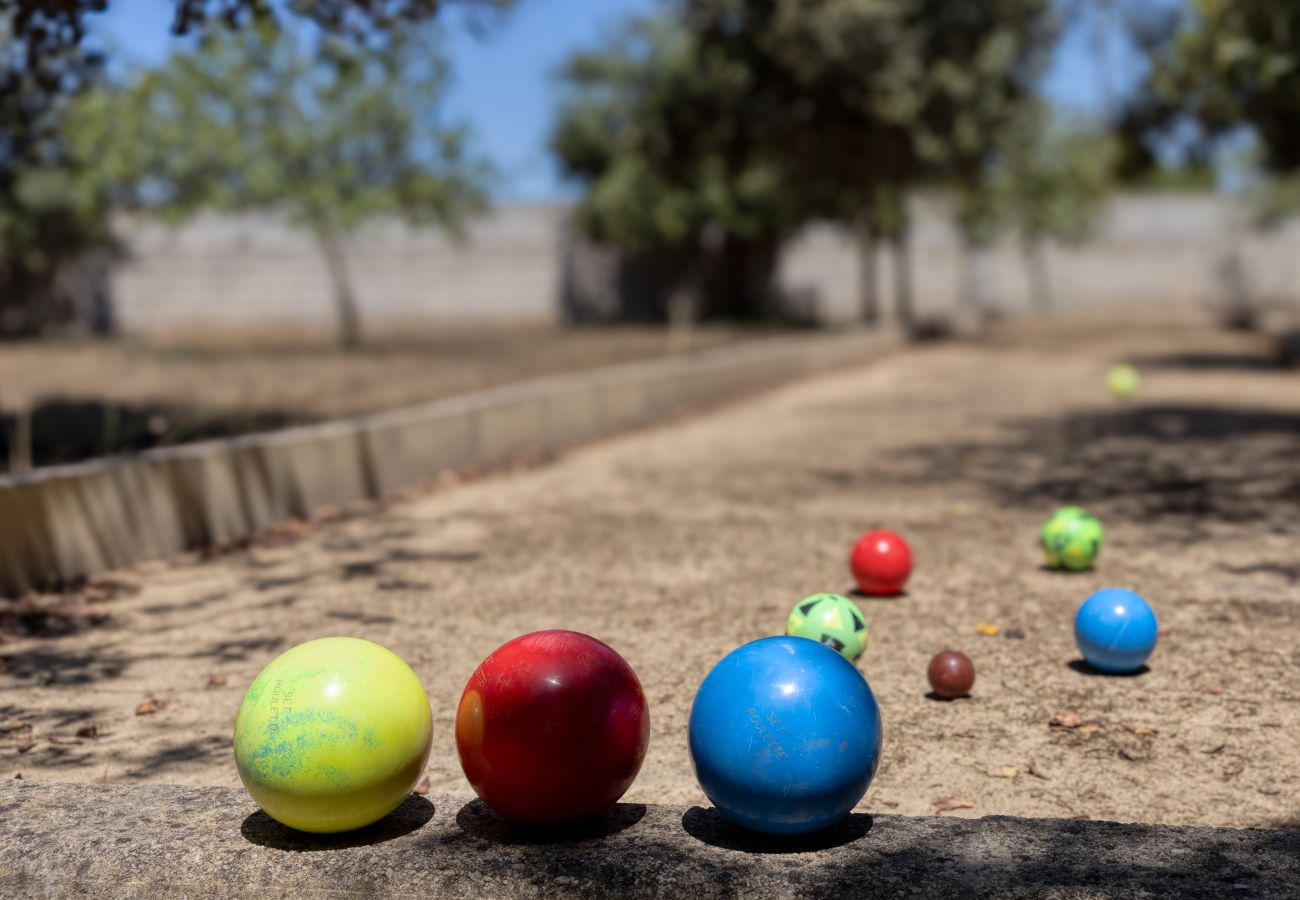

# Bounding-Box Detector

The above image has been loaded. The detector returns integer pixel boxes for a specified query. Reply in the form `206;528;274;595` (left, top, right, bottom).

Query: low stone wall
0;782;1295;898
0;329;893;595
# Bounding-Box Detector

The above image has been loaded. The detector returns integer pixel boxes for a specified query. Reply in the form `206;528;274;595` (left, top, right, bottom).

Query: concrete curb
0;329;895;596
0;782;1296;898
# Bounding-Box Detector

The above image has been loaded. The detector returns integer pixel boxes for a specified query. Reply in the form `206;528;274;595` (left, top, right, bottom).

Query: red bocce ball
927;649;975;699
850;529;913;596
455;630;650;824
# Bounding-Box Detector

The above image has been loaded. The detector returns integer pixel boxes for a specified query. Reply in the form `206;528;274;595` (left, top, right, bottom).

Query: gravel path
2;311;1297;829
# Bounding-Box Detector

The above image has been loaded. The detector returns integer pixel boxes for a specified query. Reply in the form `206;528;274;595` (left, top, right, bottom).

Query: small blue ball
688;636;883;835
1074;587;1159;673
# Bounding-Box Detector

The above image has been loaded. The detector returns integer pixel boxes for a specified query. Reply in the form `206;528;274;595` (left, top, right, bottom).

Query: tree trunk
1023;238;1052;311
8;408;32;475
319;231;363;349
959;242;981;319
858;218;879;326
701;234;780;321
890;228;916;336
960;243;1000;325
667;257;700;354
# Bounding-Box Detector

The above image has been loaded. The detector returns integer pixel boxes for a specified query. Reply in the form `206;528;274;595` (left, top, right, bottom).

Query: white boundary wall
110;193;1300;334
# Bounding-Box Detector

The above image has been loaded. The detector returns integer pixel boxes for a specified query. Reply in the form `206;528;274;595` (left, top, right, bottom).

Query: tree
946;104;1117;317
552;17;808;325
0;3;114;336
1001;120;1117;310
170;0;512;37
1147;2;1300;328
1152;2;1300;177
682;0;1055;334
67;23;487;347
951;178;1004;322
1;0;511;338
555;2;1055;333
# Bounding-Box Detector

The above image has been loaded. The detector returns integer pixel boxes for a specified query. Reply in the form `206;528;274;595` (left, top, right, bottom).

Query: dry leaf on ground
208;674;227;687
135;700;161;716
1050;711;1085;729
933;796;975;813
987;766;1019;779
75;725;98;740
412;776;431;796
1027;761;1050;780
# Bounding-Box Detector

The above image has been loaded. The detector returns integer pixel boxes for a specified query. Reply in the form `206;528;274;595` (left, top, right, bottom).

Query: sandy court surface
2;311;1298;829
0;325;744;419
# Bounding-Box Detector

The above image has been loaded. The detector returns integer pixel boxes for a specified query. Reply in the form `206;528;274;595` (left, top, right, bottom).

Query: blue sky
93;0;1164;202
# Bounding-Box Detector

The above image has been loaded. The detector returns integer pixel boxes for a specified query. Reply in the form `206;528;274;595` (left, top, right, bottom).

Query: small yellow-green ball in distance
1107;364;1140;399
233;637;432;833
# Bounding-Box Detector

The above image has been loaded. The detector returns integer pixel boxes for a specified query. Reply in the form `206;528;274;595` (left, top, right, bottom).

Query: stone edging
0;329;894;595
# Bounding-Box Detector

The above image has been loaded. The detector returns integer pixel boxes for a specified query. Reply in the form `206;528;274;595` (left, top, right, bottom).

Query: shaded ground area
1;311;1298;831
4;782;1299;899
0;324;749;471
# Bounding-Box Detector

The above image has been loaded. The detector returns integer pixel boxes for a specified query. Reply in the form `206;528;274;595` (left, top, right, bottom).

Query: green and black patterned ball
785;592;868;662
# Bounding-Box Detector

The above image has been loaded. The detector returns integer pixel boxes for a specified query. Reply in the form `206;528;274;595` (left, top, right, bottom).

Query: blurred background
3;0;1299;473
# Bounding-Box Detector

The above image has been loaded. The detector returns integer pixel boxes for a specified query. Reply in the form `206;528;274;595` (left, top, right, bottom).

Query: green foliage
1147;2;1300;227
686;1;1055;222
554;1;1055;327
0;3;112;334
1;0;507;337
63;21;489;346
171;0;514;38
69;23;486;236
948;110;1117;311
556;2;1056;255
1153;1;1300;175
552;18;803;253
999;118;1118;247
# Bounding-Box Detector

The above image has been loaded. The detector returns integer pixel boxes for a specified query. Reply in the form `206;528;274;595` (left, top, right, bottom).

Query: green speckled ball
1040;507;1103;571
233;637;432;833
785;592;869;661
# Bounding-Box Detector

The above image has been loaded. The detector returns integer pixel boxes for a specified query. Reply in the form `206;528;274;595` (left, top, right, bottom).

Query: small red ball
455;630;650;824
927;650;975;699
850;529;913;596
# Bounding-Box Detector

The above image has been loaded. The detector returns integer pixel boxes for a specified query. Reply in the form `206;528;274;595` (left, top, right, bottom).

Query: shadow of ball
680;806;873;854
454;798;646;845
1067;659;1150;678
239;794;435;851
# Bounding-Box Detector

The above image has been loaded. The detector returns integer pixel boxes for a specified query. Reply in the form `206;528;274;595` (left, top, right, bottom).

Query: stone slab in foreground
1;783;1297;898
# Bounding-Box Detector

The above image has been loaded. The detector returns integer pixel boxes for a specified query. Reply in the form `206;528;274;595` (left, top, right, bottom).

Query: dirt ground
2;311;1298;829
0;325;745;420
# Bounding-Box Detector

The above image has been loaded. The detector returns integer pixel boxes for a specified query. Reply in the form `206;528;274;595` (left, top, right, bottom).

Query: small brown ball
927;650;975;699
